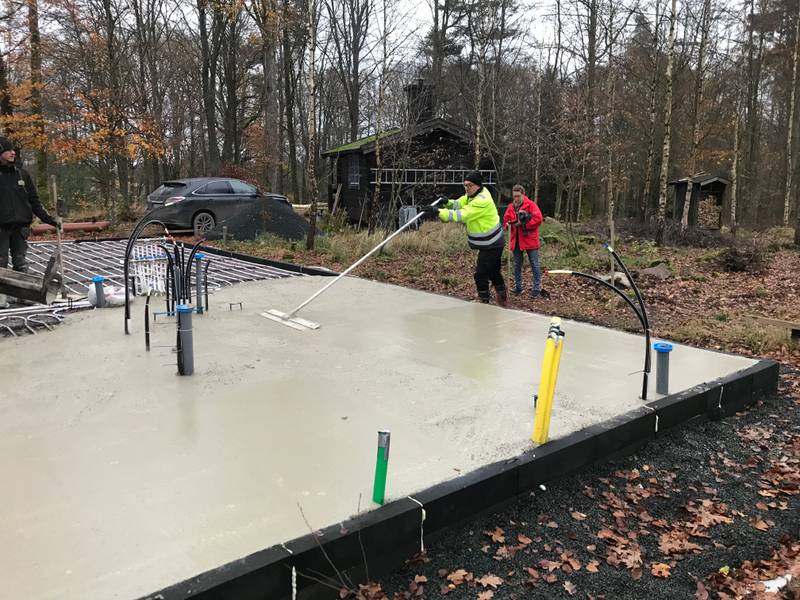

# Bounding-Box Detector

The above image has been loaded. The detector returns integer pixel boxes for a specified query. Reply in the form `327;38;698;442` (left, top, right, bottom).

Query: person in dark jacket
0;136;56;273
421;170;507;305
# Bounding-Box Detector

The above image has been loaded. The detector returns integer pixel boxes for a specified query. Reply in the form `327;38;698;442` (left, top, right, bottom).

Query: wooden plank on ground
745;314;800;340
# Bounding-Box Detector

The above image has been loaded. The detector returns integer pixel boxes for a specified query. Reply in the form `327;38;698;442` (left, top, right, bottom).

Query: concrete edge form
138;359;779;600
195;245;338;277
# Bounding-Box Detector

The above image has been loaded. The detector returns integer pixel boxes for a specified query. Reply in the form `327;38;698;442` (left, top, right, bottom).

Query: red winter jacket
502;196;543;250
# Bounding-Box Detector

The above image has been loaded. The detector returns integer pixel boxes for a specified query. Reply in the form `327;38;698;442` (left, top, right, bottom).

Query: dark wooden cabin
322;80;497;224
668;173;730;229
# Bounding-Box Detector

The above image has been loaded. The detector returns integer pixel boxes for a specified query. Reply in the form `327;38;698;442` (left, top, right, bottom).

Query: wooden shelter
668;173;730;229
322;80;497;224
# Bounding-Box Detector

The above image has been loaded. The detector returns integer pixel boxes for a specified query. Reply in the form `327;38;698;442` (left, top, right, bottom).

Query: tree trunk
655;0;677;246
605;1;616;275
305;0;319;250
533;76;542;201
640;1;661;222
473;58;484;169
198;0;221;173
731;100;741;236
27;0;48;206
681;0;711;232
784;0;800;226
368;0;388;235
283;0;302;202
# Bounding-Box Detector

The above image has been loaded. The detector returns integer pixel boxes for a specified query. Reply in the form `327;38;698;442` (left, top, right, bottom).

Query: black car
146;177;291;235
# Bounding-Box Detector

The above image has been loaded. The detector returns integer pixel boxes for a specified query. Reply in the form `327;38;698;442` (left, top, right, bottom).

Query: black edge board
63;237;339;278
139;499;421;600
413;457;521;534
140;360;778;600
196;245;338;277
648;385;712;432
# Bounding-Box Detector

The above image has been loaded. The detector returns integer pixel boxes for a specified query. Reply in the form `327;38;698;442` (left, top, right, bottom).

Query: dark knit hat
0;137;14;152
464;170;483;186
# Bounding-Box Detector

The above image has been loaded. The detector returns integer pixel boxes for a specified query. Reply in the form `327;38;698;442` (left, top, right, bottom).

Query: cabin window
347;155;360;189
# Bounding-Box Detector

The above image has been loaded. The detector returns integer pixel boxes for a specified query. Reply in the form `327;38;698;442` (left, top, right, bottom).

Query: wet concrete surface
0;276;756;600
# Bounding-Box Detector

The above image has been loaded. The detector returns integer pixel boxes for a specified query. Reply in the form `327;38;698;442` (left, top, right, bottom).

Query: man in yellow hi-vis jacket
420;170;507;306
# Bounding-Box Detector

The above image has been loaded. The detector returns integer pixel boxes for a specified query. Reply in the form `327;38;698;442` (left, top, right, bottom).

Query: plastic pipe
92;275;106;308
653;342;673;395
144;292;151;351
532;318;564;444
176;304;194;376
372;430;391;505
194;253;205;314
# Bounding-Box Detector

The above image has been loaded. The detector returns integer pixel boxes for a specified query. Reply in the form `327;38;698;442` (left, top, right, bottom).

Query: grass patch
672;318;795;354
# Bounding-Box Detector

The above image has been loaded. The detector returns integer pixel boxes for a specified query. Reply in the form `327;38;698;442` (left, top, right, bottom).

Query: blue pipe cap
195;253;205;260
653;342;673;353
176;304;193;313
91;275;105;283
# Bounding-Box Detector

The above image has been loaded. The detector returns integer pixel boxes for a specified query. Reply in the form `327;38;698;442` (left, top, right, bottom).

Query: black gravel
376;367;799;599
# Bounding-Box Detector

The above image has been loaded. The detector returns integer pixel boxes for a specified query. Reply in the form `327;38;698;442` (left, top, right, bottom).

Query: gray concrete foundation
0;276;758;600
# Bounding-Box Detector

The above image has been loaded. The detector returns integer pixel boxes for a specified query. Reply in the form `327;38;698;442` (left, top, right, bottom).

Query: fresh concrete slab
0;276;756;600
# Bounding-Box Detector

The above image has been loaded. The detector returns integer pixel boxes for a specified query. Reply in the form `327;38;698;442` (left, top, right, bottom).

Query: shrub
718;240;770;273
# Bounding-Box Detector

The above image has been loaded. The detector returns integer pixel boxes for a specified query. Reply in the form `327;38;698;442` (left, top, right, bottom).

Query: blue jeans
513;248;540;293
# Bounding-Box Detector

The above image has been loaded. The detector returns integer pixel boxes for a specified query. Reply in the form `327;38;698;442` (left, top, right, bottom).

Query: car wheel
193;211;216;235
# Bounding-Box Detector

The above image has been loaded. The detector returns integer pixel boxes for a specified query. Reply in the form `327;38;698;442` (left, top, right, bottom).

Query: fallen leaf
751;519;771;531
486;527;505;543
695;581;709;600
571;511;587;521
413;575;427;583
564;580;577;595
446;569;470;585
586;560;600;573
476;574;503;589
518;534;533;545
651;563;671;578
544;573;558;584
477;592;494;600
539;559;561;572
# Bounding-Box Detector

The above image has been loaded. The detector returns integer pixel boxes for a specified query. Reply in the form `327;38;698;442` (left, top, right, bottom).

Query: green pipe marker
372;430;391;505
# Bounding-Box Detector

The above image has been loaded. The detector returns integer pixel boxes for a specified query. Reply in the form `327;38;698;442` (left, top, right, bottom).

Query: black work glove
517;210;532;225
42;214;58;228
419;204;440;220
436;196;449;206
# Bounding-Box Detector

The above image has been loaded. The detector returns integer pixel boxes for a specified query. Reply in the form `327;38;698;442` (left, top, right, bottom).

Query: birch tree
655;0;677;245
784;0;800;226
680;0;711;232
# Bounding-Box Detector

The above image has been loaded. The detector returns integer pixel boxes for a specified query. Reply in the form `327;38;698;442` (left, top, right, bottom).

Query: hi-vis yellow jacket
437;186;505;250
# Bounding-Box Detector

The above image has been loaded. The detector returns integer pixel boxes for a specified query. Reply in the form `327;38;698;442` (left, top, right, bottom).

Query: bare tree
27;0;47;202
323;0;373;141
640;0;663;222
655;0;677;245
681;0;712;232
784;0;800;226
305;0;320;249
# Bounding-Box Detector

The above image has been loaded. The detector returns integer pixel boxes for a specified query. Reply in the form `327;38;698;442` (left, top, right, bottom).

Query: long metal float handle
283;199;445;320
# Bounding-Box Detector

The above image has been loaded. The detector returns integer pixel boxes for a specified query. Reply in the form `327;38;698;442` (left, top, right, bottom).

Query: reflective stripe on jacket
438;186;504;250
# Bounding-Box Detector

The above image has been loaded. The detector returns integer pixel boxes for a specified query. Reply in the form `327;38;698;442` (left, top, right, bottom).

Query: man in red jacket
502;184;543;297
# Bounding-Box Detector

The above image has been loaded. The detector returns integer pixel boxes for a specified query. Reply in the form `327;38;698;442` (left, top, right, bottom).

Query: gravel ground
373;367;799;599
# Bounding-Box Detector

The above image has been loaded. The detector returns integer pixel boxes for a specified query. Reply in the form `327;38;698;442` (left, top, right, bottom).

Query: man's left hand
419;205;440;220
